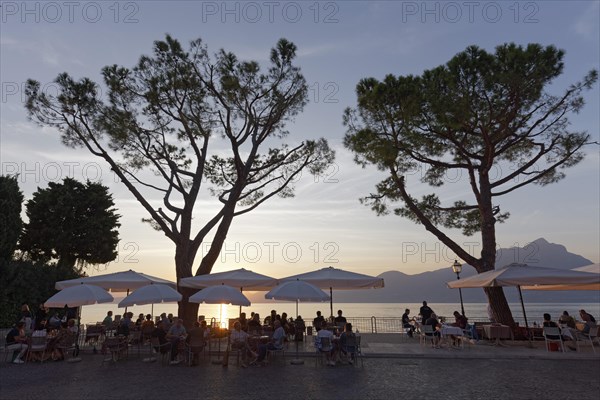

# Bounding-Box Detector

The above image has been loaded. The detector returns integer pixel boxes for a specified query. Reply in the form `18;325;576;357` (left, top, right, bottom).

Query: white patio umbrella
265;279;330;365
179;268;277;291
447;263;600;332
45;283;114;351
280;266;384;317
521;264;600;291
45;283;114;308
265;280;331;317
55;269;176;313
188;284;251;307
55;269;176;291
118;283;182;310
180;268;276;315
188;284;251;364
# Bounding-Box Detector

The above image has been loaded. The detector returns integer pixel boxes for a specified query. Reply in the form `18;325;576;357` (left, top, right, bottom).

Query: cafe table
483;324;513;346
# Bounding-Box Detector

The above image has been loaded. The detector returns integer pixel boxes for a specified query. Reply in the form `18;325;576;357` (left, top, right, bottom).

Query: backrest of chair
319;336;331;351
345;333;357;347
543;327;561;338
422;325;434;335
248;327;261;336
30;336;47;348
189;336;205;348
57;333;76;349
142;326;154;336
130;330;141;340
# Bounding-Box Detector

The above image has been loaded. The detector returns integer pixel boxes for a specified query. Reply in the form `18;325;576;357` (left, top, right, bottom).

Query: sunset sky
1;1;598;282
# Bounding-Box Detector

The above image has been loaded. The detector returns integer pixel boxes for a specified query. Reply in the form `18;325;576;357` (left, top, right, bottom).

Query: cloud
574;2;600;39
0;33;82;68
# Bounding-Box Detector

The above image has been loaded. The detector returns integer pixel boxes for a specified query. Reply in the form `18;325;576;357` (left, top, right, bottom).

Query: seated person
294;315;305;341
166;318;187;365
238;312;249;332
401;309;415;337
117;313;131;337
578;309;597;334
280;312;291;335
334;310;347;328
49;312;62;330
313;311;325;332
230;321;257;367
135;313;145;328
151;322;170;355
316;321;337;366
141;314;155;340
339;323;357;364
264;310;277;327
186;321;207;366
247;313;262;335
558;311;576;329
5;322;28;364
452;311;468;330
254;320;285;364
425;313;441;348
542;313;559;332
50;322;76;361
33;318;48;334
186;321;206;343
542;313;575;350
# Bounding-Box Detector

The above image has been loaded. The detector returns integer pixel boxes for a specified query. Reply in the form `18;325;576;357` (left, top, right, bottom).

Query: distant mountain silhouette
332;238;594;303
246;238;595;303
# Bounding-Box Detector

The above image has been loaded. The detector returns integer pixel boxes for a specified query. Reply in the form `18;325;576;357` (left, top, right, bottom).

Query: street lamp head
452;259;462;275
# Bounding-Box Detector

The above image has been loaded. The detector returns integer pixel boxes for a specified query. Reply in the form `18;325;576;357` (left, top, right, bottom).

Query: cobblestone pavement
1;352;599;400
2;334;599;400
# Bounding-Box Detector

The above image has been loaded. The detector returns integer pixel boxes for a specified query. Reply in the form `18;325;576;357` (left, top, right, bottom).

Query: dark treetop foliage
25;35;333;321
19;178;120;271
344;43;596;253
0;175;24;264
344;43;597;326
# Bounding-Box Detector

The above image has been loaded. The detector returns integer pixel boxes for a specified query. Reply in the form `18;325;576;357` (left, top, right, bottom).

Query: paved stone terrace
1;333;599;400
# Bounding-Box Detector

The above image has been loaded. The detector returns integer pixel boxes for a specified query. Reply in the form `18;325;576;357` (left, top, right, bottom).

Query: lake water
80;302;600;327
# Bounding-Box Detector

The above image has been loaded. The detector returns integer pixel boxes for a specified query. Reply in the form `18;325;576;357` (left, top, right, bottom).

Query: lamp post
452;259;466;317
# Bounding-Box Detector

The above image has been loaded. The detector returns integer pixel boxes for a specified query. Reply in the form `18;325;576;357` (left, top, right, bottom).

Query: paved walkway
1;333;599;400
267;332;600;360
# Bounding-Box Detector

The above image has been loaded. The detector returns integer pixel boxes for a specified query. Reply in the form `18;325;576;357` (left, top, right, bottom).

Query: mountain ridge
245;238;596;303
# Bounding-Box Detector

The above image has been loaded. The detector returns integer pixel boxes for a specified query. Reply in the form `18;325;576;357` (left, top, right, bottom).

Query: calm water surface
80;302;600;326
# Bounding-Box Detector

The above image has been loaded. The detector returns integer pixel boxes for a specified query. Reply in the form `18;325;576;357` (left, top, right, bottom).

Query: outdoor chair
141;326;154;344
128;330;143;357
84;324;103;351
314;336;332;367
2;344;13;363
55;334;78;362
267;341;285;363
149;337;171;366
27;336;49;363
185;337;206;366
341;333;363;367
576;326;599;354
542;326;565;352
420;325;436;347
102;336;128;364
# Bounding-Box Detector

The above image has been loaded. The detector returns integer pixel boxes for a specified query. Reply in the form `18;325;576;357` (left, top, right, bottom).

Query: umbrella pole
124;289;130;314
239;287;243;317
517;285;533;348
329;287;333;319
290;299;304;365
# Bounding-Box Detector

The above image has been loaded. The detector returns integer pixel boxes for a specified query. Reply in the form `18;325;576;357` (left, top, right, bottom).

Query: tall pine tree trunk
174;241;199;328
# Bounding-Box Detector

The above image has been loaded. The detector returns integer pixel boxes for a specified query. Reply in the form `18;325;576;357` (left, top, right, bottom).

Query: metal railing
345;316;494;333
